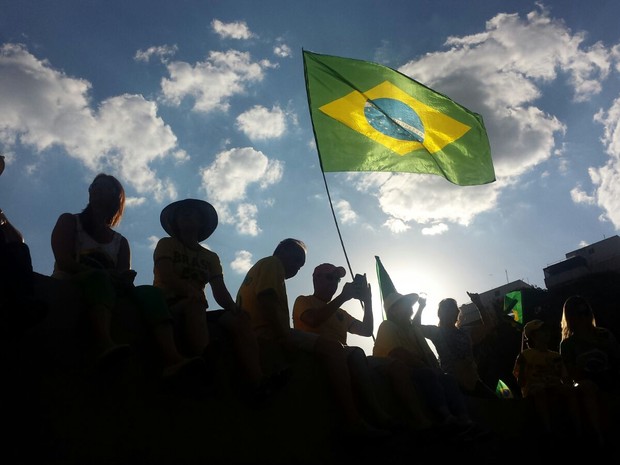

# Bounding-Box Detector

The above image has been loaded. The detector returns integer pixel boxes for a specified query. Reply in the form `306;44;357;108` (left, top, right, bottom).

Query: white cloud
0;43;179;201
147;235;160;250
236;202;261;236
441;7;611;101
125;196;147;208
595;98;620;157
612;44;620;73
347;6;616;232
334;199;358;224
199;147;283;234
590;98;620;228
171;149;190;162
383;217;410;233
273;43;291;58
589;162;620;226
349;171;500;233
236;105;288;140
421;223;449;236
231;249;253;274
134;45;178;63
570;186;595;205
160;50;273;113
211;19;255;40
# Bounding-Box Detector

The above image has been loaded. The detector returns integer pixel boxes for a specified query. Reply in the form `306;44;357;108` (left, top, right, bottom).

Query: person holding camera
293;264;373;343
238;246;388;438
293;263;401;431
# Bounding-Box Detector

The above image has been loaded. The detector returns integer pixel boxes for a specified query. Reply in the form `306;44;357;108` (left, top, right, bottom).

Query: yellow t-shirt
153;236;222;305
292;294;354;345
513;348;565;397
373;319;439;369
236;255;289;338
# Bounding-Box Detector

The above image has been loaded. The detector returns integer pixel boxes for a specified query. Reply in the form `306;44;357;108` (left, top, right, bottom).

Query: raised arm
466;291;494;344
412;294;427;325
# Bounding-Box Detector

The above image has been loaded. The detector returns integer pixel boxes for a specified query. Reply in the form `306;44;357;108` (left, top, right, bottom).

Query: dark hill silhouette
4;273;620;465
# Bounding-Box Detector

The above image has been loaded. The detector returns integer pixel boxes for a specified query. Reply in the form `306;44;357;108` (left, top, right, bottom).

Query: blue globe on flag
364;98;425;143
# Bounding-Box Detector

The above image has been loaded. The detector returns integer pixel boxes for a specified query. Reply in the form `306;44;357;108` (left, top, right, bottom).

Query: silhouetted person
0;155;47;335
293;263;417;430
1;154;48;463
374;291;478;431
560;295;620;392
51;173;204;376
514;319;603;442
236;239;388;437
153;198;272;401
414;293;496;398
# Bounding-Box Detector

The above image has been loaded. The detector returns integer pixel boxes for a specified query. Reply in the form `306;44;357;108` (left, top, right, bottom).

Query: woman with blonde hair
560;295;620;392
51;173;203;376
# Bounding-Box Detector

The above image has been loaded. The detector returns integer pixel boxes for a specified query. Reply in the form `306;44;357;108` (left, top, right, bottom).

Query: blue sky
1;0;619;355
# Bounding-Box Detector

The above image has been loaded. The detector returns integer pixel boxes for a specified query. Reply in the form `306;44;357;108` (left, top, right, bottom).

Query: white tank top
52;214;123;278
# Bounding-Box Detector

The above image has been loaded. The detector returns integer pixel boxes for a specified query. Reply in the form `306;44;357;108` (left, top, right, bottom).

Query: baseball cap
313;263;346;278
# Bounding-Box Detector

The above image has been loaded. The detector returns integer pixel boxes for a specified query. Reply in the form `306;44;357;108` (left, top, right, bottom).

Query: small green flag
303;50;495;186
495;379;514;399
504;290;523;324
375;256;397;320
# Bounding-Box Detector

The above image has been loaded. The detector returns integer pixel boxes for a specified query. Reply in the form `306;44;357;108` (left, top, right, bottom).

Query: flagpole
320;171;353;274
320;170;375;344
304;49;374;343
305;48;357;278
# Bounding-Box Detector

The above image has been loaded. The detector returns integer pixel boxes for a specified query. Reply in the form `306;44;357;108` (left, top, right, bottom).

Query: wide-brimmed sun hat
160;198;218;242
383;291;419;313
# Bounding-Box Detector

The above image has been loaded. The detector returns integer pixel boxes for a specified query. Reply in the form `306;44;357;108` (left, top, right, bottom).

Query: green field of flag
504;290;523;324
375;256;398;320
303;50;495;186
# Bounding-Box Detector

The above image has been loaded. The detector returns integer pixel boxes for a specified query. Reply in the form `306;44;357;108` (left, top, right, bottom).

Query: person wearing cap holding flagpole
293;264;371;343
236;239;390;437
154;198;268;399
293;264;401;430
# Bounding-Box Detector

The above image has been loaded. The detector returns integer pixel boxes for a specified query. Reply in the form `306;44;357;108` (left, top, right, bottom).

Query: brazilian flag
495;379;514;399
504;290;523;324
303;50;495;186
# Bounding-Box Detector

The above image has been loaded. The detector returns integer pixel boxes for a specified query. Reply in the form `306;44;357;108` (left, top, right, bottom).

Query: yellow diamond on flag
319;81;471;156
